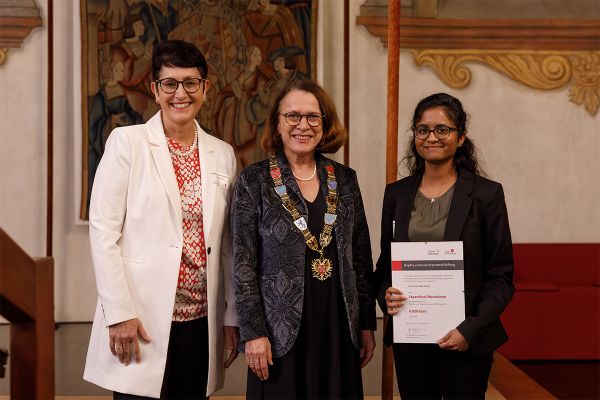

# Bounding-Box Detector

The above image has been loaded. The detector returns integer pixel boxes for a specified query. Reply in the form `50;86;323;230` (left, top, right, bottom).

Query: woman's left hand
438;329;469;351
359;330;376;368
223;325;239;368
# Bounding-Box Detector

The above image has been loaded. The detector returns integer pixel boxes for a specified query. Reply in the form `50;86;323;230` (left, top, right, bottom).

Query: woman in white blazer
84;40;239;399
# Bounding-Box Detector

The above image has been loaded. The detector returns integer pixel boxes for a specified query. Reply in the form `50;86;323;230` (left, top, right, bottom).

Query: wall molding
0;0;43;66
413;49;600;116
356;16;600;115
356;17;600;50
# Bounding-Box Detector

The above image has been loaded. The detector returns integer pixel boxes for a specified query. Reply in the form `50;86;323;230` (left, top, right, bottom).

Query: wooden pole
386;1;400;183
46;0;53;257
382;0;400;398
343;0;350;166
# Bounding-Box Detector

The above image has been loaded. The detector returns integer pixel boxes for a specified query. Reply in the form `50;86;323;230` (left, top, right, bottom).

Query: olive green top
408;185;455;242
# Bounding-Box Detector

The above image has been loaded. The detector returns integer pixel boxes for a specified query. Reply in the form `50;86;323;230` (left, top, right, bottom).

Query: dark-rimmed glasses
155;78;206;94
280;112;324;127
413;125;459;140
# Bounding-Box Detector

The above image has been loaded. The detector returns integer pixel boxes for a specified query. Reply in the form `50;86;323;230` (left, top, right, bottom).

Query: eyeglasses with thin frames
413;125;459;140
155;78;206;94
280;112;324;127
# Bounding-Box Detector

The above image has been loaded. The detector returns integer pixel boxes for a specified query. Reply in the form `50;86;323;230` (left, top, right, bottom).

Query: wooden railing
490;352;556;399
0;228;54;399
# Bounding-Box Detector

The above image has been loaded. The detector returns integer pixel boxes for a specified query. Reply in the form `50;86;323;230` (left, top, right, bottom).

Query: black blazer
231;151;376;357
374;169;515;356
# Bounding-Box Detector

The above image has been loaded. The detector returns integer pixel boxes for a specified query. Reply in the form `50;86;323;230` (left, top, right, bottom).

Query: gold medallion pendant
270;155;338;282
311;257;332;281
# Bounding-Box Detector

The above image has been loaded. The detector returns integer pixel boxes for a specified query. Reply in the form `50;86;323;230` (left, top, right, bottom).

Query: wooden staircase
0;228;54;399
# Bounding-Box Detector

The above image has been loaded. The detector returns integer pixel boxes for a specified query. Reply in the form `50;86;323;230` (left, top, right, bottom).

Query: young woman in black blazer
375;93;515;399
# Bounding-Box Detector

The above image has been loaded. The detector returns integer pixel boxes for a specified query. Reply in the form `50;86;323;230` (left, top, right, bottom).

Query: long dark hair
404;93;484;176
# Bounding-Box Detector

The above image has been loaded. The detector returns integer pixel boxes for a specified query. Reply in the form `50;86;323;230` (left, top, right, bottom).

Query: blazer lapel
395;174;421;242
197;124;216;239
146;112;182;227
315;153;329;208
444;169;474;241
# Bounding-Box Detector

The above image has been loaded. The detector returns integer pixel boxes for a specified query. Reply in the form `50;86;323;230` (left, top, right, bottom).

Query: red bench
499;243;600;360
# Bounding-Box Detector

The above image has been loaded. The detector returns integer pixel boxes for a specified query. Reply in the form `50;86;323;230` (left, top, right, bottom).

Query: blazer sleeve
222;146;238;327
88;128;137;327
457;183;515;343
230;169;269;343
373;183;395;314
350;171;376;331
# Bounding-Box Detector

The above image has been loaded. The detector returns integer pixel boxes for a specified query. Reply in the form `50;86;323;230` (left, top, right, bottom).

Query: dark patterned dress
247;190;363;399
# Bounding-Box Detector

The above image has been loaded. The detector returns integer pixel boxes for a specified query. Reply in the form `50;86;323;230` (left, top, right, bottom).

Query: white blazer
84;112;238;397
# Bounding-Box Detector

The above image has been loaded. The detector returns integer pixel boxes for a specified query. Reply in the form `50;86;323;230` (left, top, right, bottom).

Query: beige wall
348;0;600;258
0;1;597;321
0;0;47;258
52;1;98;322
0;0;48;324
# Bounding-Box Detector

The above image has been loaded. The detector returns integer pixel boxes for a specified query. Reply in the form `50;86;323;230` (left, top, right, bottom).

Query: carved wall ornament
413;50;600;116
570;52;600;116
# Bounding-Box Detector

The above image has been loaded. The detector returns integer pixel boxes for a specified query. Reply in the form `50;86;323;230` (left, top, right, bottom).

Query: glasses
155;78;206;94
280;112;324;127
413;125;459;140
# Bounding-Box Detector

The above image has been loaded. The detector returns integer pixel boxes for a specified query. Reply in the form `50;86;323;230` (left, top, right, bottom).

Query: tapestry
80;0;316;219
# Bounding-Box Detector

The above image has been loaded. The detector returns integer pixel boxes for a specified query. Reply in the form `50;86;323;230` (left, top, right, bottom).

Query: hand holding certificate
390;242;465;344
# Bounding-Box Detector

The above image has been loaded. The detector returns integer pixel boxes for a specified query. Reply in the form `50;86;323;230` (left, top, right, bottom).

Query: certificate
391;241;465;343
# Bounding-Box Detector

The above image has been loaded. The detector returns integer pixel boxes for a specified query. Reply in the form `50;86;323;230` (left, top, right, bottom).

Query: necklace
427;189;444;204
422;184;454;203
168;124;198;157
291;164;317;181
269;155;337;281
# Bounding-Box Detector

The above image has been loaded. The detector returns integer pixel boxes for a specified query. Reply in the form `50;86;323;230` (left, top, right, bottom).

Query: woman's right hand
109;318;152;365
385;287;408;315
245;336;273;380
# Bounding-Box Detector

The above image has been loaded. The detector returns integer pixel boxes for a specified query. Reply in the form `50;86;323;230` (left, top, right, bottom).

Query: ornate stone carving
569;52;600;115
413;50;600;116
